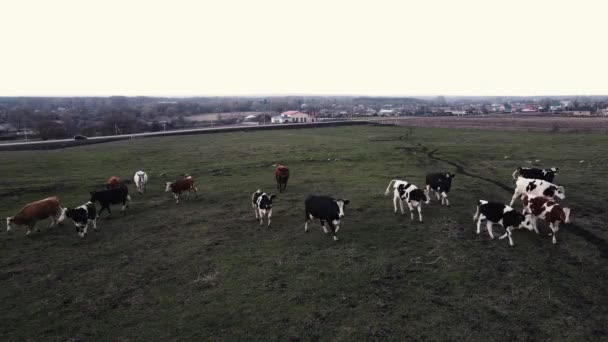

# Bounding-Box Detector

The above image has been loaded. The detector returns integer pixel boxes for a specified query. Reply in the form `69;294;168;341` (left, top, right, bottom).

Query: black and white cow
251;189;275;228
510;177;565;206
473;200;534;246
425;172;455;206
512;167;558;182
304;195;349;241
90;184;131;218
384;179;429;222
65;202;97;238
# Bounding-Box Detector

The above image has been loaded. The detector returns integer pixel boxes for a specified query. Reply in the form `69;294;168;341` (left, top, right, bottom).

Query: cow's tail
512;167;522;180
563;207;571;223
57;207;67;223
473;200;486;221
384;180;397;196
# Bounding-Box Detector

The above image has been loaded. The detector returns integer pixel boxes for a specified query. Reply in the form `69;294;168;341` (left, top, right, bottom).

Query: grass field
1;125;607;341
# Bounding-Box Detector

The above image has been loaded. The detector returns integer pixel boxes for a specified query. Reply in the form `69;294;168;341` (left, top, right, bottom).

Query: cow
133;170;148;194
425;172;455;206
512;167;558;182
304;195;350;241
472;200;534;246
6;196;66;235
523;196;571;244
510;177;565;206
90;184;131;218
275;164;290;192
251;189;275;228
384;179;429;222
165;175;198;204
65;202;97;238
106;176;120;189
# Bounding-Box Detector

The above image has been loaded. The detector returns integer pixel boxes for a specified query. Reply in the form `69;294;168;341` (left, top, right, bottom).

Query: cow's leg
486;221;495;239
253;204;259;219
417;204;423;222
267;209;272;228
442;192;450;206
393;195;399;214
399;199;406;215
106;205;112;216
407;202;414;221
259;209;265;226
193;186;198;198
531;217;539;234
26;222;36;235
90;219;98;231
304;212;311;232
80;222;89;238
48;216;56;229
476;214;485;235
425;185;431;202
174;193;180;204
327;221;339;241
509;190;521;206
506;227;514;246
435;190;441;201
321;220;329;234
550;222;559;244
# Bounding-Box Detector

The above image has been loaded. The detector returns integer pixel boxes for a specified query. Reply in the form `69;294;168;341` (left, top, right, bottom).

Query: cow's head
89;191;97;202
335;199;350;218
165;182;173;192
6;217;14;232
445;173;455;179
544;185;565;200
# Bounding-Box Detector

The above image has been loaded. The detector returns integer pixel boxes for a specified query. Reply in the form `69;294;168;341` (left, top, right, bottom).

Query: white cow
510;177;565;206
133;171;148;194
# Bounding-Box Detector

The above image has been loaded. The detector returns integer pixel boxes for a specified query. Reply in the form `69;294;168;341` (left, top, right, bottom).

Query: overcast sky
1;0;606;97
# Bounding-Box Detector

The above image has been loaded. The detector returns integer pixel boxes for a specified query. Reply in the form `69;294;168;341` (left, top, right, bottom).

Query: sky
0;0;606;97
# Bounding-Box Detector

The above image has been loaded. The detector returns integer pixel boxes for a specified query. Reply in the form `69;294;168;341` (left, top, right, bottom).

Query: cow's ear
90;191;95;196
451;173;456;178
269;194;276;200
343;199;350;205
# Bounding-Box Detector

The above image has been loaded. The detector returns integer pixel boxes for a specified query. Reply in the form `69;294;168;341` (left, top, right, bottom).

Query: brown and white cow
106;176;120;189
165;176;198;204
6;196;66;235
523;195;571;244
275;164;290;192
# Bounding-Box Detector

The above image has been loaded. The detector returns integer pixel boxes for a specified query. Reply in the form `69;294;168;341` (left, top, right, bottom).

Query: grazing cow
472;200;534;246
523;196;571;244
510;177;565;206
106;176;120;189
165;176;198;204
425;172;455;206
512;167;558;182
304;195;350;241
275;164;290;192
384;179;429;222
65;202;97;238
251;189;275;228
6;197;66;235
90;184;131;218
133;170;148;194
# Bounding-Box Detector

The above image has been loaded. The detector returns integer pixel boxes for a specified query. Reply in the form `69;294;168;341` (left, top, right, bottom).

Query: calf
384;179;429;222
90;184;131;218
512;167;558;182
523;196;571;244
510;177;565;206
275;164;290;192
473;200;534;246
304;195;350;241
106;176;121;189
133;170;148;194
6;196;66;235
65;202;97;238
165;176;198;204
425;172;455;206
251;189;275;228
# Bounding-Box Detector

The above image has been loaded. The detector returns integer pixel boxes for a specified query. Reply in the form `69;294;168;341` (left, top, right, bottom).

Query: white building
271;111;315;124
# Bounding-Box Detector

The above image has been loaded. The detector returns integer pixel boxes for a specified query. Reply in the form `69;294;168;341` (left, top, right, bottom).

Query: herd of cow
5;163;570;245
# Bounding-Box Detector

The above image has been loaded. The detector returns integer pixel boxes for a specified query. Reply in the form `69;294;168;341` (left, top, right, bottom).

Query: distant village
0;96;607;141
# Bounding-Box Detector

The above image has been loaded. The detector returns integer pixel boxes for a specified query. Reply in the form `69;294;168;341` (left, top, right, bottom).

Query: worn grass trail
0;126;607;341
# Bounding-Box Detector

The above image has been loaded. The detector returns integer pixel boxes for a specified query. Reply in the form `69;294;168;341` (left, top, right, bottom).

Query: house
271;111;315;124
0;123;17;134
521;104;537;112
571;110;592;116
378;109;396;116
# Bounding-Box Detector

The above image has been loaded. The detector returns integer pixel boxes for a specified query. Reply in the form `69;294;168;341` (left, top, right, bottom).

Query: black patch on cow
255;193;274;210
543;186;556;198
426;172;454;193
526;181;538;192
408;189;427;203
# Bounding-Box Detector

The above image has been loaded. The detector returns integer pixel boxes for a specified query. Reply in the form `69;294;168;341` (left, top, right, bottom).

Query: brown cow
106;176;120;189
275;164;290;192
165;176;198;204
523;195;571;244
6;196;66;235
